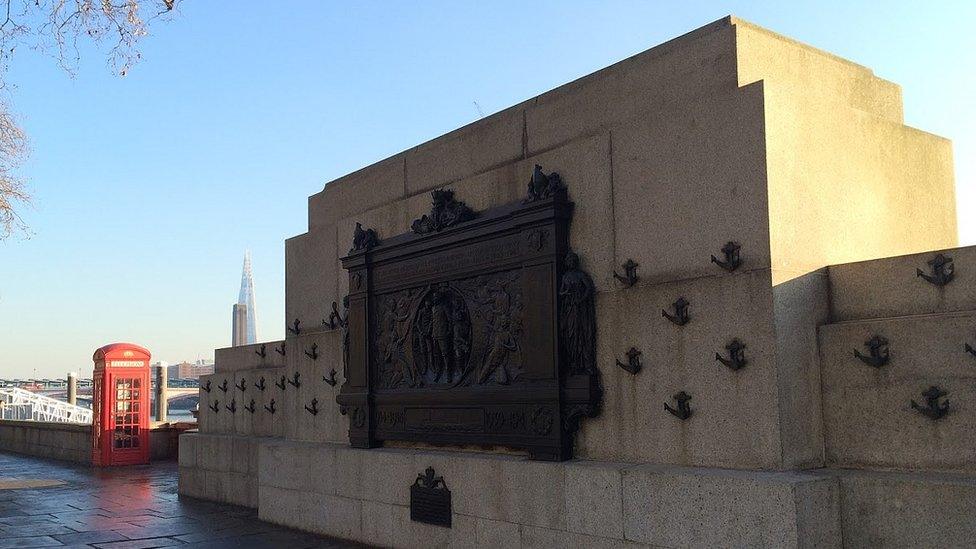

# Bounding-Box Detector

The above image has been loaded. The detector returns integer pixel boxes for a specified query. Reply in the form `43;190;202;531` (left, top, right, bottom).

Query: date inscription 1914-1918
336;166;600;461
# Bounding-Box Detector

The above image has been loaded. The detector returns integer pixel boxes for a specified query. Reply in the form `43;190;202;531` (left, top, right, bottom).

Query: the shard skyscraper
233;251;257;346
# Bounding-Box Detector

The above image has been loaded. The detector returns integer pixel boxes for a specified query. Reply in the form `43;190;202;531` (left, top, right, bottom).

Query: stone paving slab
0;452;362;548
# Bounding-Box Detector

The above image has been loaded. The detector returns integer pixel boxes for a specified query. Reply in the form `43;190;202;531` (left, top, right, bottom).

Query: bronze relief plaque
337;167;601;460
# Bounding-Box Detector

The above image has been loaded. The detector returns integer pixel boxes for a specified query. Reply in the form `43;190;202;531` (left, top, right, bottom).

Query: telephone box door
105;371;148;465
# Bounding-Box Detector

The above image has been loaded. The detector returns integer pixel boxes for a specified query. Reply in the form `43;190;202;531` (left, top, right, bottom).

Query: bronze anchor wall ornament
916;253;954;287
275;376;286;390
911;386;950;420
255;344;266;359
202;380;211;393
218;379;228;393
965;342;976;358
305;343;318;360
854;335;890;368
616;347;642;375
710;241;741;272
235;379;247;392
715;339;747;371
613;259;639;288
208;400;219;413
225;399;237;414
662;297;690;326
254;377;266;391
323;369;338;387
665;391;693;420
288;318;302;335
275;343;286;357
244;399;256;414
287;372;301;388
305;398;319;416
264;399;277;414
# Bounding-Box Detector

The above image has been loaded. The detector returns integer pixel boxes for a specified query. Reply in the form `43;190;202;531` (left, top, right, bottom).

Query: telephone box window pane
132;402;140;412
132;435;140;448
134;379;141;388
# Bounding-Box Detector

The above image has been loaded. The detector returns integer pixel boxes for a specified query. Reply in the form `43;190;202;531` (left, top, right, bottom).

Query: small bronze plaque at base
409;467;451;528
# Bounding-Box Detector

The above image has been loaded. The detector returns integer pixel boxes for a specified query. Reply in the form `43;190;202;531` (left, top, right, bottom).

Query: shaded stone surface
0;451;361;549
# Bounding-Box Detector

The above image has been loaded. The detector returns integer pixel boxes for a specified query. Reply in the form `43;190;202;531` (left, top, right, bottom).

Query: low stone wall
0;419;91;463
0;420;189;464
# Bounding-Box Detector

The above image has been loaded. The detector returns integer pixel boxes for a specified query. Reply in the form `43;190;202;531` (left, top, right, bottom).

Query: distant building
232;303;248;347
167;360;214;380
232;251;257;346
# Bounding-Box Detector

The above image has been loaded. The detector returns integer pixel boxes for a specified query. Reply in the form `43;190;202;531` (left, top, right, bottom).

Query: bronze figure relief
336;165;600;461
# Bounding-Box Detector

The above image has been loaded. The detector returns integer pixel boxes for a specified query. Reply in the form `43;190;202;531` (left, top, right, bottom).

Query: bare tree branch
0;0;178;239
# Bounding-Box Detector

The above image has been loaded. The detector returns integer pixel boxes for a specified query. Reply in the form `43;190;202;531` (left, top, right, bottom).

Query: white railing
0;387;93;424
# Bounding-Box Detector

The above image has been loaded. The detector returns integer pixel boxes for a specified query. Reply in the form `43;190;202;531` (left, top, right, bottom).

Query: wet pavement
0;451;361;548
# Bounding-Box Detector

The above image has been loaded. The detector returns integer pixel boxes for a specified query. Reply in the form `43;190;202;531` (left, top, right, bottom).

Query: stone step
254;441;840;548
818;309;976;473
828;245;976;322
831;467;976;548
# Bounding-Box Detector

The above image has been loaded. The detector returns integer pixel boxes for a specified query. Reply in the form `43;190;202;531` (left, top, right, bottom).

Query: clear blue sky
1;1;973;378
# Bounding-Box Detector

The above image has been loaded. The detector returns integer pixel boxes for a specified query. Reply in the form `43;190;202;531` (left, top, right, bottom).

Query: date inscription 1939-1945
336;166;601;461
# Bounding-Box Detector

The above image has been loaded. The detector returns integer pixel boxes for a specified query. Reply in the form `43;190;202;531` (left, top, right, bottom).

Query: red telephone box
92;343;151;466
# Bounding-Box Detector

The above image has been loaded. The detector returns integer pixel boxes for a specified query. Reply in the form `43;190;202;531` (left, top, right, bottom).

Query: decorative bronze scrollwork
304;343;318;360
665;391;692;420
351;222;379;253
275;343;286;356
288;372;301;388
235;378;247;392
411;189;476;235
305;398;319;416
710;241;742;272
323;369;338;387
523;164;564;203
288;318;302;335
662;297;690;326
225;399;237;414
916;253;954;287
854;335;889;368
612;259;639;288
254;377;266;391
218;379;228;393
911;386;950;420
255;344;266;358
264;399;277;414
715;339;747;371
208;400;219;413
615;347;642;375
202;380;211;393
275;375;286;390
244;399;256;414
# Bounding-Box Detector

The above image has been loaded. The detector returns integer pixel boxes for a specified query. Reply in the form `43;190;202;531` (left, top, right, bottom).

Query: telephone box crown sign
93;342;152;364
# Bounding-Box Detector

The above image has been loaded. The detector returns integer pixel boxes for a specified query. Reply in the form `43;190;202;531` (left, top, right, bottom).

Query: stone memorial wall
178;16;973;547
